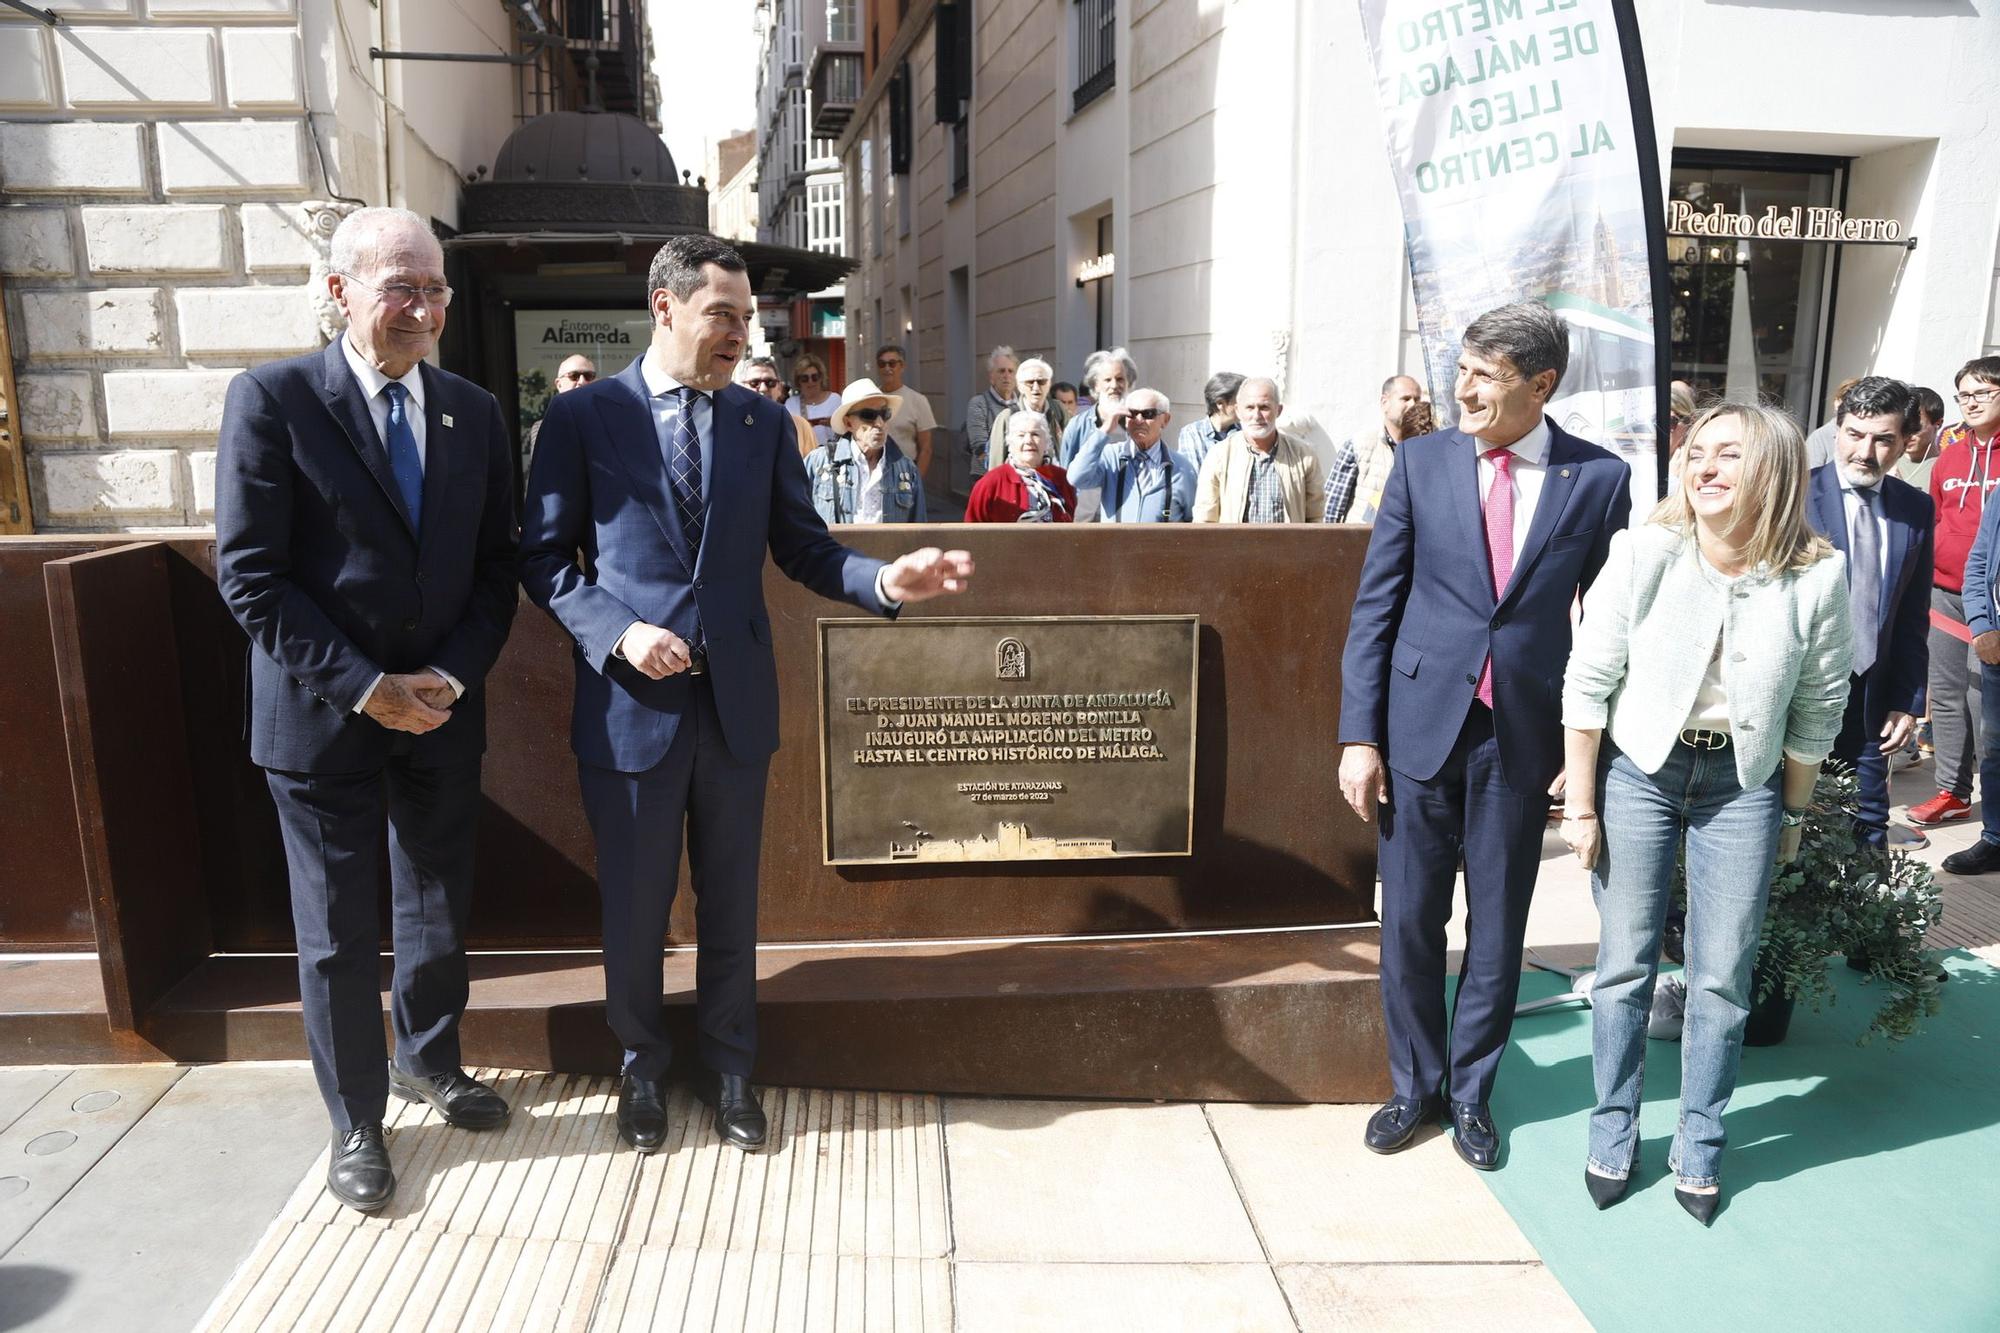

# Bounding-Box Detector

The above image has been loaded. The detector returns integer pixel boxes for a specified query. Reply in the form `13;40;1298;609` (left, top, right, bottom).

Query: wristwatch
1779;808;1807;829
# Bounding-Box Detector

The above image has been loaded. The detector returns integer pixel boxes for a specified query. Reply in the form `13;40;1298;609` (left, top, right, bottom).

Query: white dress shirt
641;351;713;502
1474;416;1551;567
341;333;428;468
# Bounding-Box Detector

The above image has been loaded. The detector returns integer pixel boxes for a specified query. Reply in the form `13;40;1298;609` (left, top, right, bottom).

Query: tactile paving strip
194;1074;952;1332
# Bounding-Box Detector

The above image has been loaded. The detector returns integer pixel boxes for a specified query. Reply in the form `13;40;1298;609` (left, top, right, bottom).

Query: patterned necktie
1850;488;1880;676
381;382;423;531
668;386;705;553
1477;448;1515;708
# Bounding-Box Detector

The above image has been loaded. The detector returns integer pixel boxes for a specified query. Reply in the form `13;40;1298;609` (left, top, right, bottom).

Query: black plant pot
1743;971;1797;1047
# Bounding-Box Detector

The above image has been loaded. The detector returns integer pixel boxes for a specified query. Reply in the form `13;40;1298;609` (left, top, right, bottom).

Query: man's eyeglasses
876;359;904;370
849;408;888;424
745;377;780;390
1019;377;1051;387
1957;388;2000;407
559;370;597;383
339;274;453;308
1128;408;1164;421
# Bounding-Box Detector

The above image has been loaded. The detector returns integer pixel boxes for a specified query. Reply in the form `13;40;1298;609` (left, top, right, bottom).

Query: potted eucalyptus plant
1748;763;1945;1046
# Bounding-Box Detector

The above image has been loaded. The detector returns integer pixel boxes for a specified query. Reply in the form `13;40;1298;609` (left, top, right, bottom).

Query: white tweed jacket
1562;524;1854;787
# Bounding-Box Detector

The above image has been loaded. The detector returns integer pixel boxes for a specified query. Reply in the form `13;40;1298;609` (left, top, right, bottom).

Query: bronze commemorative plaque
818;615;1199;865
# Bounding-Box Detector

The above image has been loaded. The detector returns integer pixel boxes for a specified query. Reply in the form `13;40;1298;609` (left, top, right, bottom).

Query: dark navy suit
520;356;889;1080
1339;422;1630;1108
215;337;518;1133
1807;463;1933;844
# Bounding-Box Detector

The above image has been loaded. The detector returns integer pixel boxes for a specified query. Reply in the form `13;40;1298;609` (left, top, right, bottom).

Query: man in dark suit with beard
215;206;519;1212
521;235;972;1154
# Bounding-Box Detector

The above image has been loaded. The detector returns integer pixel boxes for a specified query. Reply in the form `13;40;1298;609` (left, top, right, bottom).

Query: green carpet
1482;952;2000;1331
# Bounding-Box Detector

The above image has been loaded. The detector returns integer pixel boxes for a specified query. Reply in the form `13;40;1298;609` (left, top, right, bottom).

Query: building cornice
832;0;941;160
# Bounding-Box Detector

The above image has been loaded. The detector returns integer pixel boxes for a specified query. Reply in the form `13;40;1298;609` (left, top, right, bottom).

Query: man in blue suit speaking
522;236;972;1155
1338;302;1631;1170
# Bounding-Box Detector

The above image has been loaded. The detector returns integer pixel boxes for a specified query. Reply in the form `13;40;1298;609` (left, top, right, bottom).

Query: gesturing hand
362;673;453;734
1338;744;1389;823
617;623;696;679
881;547;975;604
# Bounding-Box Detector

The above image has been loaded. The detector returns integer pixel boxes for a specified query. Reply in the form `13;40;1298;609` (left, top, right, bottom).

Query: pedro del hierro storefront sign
1667;199;1914;248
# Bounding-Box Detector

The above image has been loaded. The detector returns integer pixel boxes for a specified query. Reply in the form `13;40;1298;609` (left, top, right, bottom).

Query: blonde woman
785;352;841;448
1560;403;1852;1224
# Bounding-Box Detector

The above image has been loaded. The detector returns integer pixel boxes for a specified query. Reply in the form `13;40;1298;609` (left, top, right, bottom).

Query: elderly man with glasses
1064;386;1197;522
964;346;1018;482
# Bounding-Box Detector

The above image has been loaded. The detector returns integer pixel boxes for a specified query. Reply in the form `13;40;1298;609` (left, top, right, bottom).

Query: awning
443;231;858;298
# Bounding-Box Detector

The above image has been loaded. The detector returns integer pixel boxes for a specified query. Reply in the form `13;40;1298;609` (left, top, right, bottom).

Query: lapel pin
442;413;454;428
1561;468;1570;477
744;413;755;425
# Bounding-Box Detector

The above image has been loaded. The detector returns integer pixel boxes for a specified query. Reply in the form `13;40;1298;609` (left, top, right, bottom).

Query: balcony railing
809;41;865;136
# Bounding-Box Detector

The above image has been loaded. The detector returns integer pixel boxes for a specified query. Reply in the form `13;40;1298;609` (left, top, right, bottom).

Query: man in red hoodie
1912;355;2000;826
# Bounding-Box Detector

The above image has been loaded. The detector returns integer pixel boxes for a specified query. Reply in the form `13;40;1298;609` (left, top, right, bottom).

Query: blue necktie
381;382;423;531
668;386;705;553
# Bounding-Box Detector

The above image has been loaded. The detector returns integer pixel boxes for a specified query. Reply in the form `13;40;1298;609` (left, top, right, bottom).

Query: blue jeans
1587;741;1781;1188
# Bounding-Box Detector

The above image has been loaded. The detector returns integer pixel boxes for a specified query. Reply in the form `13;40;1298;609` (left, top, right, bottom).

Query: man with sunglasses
1065;387;1197;522
215;207;520;1212
522;354;598;485
735;355;817;457
873;344;936;480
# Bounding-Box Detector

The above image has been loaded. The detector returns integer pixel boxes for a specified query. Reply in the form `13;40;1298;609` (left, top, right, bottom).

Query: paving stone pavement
4;760;1993;1329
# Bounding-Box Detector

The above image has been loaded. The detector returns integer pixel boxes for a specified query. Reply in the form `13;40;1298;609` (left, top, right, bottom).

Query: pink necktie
1477;449;1514;708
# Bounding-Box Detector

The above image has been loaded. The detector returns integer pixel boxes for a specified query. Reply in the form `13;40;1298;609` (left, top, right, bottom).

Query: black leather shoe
1585;1168;1629;1209
1449;1102;1500;1170
327;1123;394;1212
390;1065;509;1129
1363;1098;1440;1154
1675;1185;1721;1226
1942;839;2000;876
714;1073;768;1151
618;1073;669;1153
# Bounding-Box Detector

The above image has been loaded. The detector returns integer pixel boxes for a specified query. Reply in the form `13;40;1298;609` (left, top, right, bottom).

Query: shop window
1668;152;1842;428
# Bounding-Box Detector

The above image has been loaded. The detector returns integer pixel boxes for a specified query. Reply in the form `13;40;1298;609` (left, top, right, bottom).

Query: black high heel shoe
1585;1169;1628;1210
1675;1185;1720;1226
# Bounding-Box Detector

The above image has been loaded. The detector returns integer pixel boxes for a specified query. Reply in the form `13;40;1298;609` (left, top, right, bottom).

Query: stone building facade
838;0;2000;477
0;0;569;533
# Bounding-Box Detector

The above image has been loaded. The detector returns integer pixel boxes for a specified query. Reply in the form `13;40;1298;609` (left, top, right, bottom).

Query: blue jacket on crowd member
1055;410;1102;469
804;436;927;524
1959;463;2000;641
1064;427;1198;523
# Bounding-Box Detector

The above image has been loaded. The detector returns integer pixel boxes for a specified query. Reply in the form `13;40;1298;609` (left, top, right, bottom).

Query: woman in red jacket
966;410;1076;523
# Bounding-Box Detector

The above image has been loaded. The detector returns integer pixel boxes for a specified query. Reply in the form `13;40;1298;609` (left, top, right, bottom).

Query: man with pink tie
1337;302;1632;1170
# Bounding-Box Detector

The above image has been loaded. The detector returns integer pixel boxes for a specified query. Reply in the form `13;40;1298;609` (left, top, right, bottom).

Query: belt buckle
1679;727;1726;751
